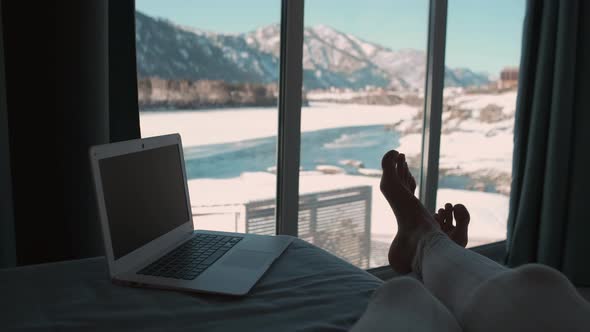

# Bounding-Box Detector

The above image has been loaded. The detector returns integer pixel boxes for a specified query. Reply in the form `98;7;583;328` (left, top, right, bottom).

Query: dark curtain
109;0;141;143
507;0;590;286
0;0;16;268
1;0;140;266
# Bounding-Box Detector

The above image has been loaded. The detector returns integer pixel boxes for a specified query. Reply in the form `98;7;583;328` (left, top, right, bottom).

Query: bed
0;238;383;331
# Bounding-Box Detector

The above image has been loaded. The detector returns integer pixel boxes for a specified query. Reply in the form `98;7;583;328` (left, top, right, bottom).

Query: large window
136;0;281;234
436;0;525;247
298;0;428;268
135;0;525;269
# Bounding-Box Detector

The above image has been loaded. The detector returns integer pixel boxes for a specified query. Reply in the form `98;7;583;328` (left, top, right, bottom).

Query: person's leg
380;150;590;331
457;263;590;332
350;277;461;332
413;231;508;319
416;233;590;331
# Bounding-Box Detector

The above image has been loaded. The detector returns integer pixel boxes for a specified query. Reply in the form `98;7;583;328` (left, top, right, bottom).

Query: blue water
182;125;498;193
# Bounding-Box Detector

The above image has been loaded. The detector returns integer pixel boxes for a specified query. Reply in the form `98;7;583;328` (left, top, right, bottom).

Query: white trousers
351;232;590;332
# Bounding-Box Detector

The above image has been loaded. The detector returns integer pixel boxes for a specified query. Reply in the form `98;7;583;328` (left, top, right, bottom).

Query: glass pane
135;1;280;234
436;0;525;247
300;0;429;268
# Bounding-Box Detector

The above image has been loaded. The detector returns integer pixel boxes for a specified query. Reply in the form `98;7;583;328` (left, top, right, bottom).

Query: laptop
89;133;293;296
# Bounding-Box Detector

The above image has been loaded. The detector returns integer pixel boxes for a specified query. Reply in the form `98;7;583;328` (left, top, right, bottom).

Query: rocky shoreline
138;77;280;110
387;89;517;195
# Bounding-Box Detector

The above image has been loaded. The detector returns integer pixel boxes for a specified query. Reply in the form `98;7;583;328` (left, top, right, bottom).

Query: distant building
498;67;519;89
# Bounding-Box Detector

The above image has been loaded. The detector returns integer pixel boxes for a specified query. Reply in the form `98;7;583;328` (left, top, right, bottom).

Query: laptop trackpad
221;250;272;269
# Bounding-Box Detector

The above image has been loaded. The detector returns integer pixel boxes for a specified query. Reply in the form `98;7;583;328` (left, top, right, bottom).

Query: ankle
411;230;446;278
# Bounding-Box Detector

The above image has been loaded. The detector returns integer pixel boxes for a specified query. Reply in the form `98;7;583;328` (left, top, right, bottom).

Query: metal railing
245;186;372;268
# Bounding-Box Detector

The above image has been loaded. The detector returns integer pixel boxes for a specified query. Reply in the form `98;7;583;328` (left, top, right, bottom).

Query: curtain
2;0;140;266
507;0;590;286
0;0;17;268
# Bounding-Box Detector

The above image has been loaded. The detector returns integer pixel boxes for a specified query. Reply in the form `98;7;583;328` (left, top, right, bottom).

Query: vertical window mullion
419;0;447;213
276;0;304;236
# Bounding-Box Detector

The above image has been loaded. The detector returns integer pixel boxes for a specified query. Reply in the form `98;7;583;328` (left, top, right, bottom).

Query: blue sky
136;0;525;75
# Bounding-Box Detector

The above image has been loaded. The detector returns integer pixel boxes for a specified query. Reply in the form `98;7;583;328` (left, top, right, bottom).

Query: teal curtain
507;0;590;286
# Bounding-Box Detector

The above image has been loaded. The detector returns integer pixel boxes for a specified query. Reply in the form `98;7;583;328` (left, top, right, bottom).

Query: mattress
0;238;383;331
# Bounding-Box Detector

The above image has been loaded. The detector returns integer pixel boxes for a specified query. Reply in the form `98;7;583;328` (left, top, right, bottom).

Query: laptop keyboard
138;234;242;280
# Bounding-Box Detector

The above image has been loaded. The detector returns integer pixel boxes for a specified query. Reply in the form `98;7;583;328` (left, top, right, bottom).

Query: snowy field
140;93;515;267
183;171;507;268
185;171;508;246
140;102;417;147
140;93;516;180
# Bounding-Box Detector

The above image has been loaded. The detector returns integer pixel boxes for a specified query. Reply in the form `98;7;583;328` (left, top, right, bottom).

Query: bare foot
380;150;440;274
386;153;471;248
434;203;470;247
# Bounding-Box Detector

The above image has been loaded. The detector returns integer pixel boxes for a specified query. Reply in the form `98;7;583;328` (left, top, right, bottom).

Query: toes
433;213;444;228
395;154;404;179
380;150;400;197
453;204;470;227
409;174;417;194
381;150;399;175
399;154;407;180
444;203;454;226
404;162;409;181
452;204;470;247
438;208;451;231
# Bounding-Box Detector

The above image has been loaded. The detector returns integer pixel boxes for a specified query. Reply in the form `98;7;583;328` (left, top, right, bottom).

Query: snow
339;159;364;168
355;38;379;57
437;189;508;246
397;133;422;157
370;48;428;89
439;131;514;174
397;91;517;177
448;91;518;116
299;25;438;89
399;131;513;175
443;87;464;97
307;90;365;100
140;102;417;147
158;19;488;91
316;165;345;174
140;93;516;178
246;24;281;56
358;168;382;177
141;94;515;253
141;94;515;178
187;172;508;248
307;89;417;101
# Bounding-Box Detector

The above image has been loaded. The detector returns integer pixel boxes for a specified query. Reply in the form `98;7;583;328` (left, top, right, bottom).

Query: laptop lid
90;134;194;277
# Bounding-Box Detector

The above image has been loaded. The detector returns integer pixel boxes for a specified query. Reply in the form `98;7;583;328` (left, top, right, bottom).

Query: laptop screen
99;144;190;260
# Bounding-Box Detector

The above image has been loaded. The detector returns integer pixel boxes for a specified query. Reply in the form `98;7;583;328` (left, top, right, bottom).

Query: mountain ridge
135;11;490;90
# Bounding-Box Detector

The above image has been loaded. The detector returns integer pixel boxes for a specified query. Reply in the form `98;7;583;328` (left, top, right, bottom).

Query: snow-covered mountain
135;11;279;84
135;11;489;90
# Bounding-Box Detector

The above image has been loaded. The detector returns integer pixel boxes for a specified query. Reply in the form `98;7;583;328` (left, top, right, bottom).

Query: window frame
130;0;510;269
276;0;304;237
418;0;447;213
275;0;507;270
275;0;448;234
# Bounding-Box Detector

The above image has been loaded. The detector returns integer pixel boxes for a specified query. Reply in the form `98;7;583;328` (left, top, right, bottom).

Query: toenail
381;150;398;169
